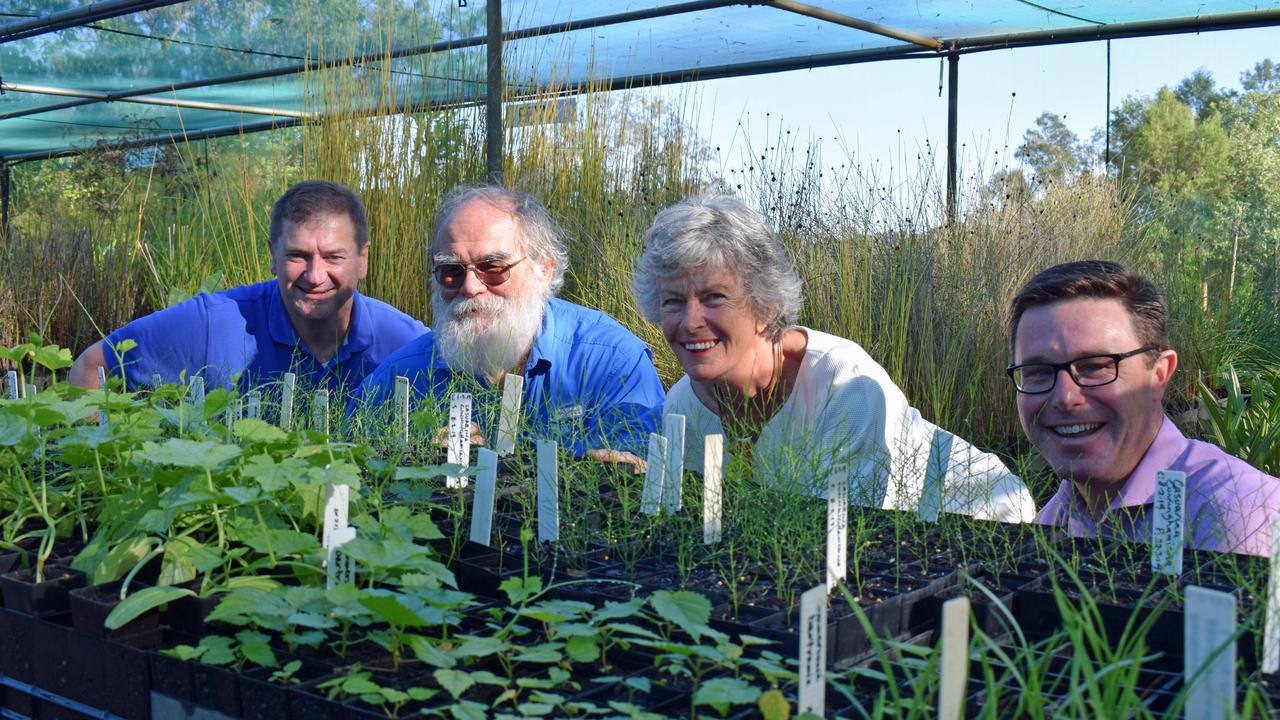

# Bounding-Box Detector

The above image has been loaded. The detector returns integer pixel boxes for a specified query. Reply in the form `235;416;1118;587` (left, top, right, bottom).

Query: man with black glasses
1008;260;1280;555
354;185;663;467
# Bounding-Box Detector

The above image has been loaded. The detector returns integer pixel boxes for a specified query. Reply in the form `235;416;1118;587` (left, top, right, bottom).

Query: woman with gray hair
633;195;1034;522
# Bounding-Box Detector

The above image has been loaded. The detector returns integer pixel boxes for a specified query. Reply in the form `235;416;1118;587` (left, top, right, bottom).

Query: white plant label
5;370;17;400
224;404;234;443
826;463;849;591
246;390;261;420
1184;585;1236;720
321;484;350;551
97;366;108;427
189;375;205;407
1152;469;1186;576
937;597;971;720
797;583;828;716
280;372;296;430
1263;513;1280;674
313;389;330;436
703;434;724;544
536;440;559;543
470;448;498;547
151;373;163;388
447;393;473;489
325;525;356;589
24;384;34;399
641;433;667;515
662;414;686;513
394;376;410;444
495;373;524;456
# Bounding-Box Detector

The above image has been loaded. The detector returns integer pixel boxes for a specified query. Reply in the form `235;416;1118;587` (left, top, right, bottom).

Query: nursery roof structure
4;0;1280;220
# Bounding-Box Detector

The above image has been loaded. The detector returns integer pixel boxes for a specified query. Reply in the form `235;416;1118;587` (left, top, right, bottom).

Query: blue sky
680;25;1280;183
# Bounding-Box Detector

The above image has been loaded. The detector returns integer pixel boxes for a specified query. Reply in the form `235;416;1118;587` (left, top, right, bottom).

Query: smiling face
1013;297;1177;500
658;264;774;393
271;212;367;330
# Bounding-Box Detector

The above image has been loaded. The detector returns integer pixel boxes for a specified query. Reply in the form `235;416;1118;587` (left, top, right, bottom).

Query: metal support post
945;49;958;228
486;0;504;185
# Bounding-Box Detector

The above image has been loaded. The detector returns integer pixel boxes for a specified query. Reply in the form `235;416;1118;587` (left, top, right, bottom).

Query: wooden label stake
937;597;970;720
447;393;473;489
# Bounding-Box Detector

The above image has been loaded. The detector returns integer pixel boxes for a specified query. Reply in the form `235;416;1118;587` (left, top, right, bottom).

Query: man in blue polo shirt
68;180;425;396
354;185;663;464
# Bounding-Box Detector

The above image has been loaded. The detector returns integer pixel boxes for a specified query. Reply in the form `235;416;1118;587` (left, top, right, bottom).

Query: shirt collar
1109;415;1185;510
268;283;370;360
521;298;556;377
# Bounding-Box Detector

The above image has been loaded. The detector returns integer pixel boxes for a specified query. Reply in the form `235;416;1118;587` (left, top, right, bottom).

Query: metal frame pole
946;49;958;227
486;0;503;185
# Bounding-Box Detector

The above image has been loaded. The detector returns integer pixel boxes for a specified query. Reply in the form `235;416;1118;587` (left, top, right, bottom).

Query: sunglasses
432;257;526;290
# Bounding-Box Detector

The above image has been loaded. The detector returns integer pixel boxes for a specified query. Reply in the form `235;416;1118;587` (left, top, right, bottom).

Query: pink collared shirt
1035;416;1280;556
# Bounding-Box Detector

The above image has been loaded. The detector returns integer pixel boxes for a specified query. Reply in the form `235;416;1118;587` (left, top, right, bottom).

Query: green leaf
235;630;279;668
499;575;543;604
693;677;761;714
593;597;645;622
234;419;288;444
515;703;554;716
758;688;791;720
393;464;471;481
434;668;476;699
0;410;28;446
406;634;456;669
512;644;562;663
242;454;302;492
221;486;261;505
105;586;195;630
565;635;600;663
448;701;488;720
140;438;241;469
452;636;505;659
33;345;73;371
357;591;432;628
91;535;155;585
195;635;237;666
650;590;712;640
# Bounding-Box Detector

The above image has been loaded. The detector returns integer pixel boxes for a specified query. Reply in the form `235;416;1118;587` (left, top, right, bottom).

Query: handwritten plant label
938;597;970;720
312;389;330;436
97;366;109;427
447;393;473;489
394;375;410;444
827;463;849;591
537;440;559;543
5;370;17;400
321;484;351;552
641;433;667;515
280;372;297;430
703;434;725;544
190;376;205;407
798;583;828;716
495;373;524;456
1184;585;1236;720
1263;513;1280;674
246;390;261;420
470;448;499;547
1152;469;1186;576
663;414;686;513
325;525;356;589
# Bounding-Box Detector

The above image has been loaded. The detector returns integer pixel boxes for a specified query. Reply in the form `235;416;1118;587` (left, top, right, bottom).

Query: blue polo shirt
103;280;426;395
353;298;664;456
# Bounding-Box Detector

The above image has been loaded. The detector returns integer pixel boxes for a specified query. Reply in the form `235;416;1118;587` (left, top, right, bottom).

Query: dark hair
269;180;370;249
1009;260;1170;356
431;185;568;295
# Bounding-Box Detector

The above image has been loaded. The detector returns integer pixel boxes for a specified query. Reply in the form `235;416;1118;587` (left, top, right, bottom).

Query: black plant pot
290;672;348;720
0;607;35;682
0;548;29;578
100;631;157;720
239;659;333;720
66;628;107;709
162;586;221;635
0;563;87;617
69;579;162;641
31;615;74;698
192;661;242;717
149;645;195;704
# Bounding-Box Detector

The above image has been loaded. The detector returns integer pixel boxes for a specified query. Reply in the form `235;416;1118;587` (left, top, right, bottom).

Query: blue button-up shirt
104;280;426;396
353;298;664;455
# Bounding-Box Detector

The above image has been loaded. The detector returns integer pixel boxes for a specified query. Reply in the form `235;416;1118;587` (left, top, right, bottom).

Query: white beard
432;282;548;379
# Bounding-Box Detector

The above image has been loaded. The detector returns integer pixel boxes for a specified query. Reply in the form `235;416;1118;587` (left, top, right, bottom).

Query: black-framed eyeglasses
1006;345;1158;394
431;257;526;290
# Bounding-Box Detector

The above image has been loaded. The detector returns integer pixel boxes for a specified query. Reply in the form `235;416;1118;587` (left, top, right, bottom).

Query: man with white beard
354;186;664;465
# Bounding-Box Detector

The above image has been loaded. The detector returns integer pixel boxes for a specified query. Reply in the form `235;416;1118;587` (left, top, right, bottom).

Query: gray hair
431;185;569;295
633;195;803;339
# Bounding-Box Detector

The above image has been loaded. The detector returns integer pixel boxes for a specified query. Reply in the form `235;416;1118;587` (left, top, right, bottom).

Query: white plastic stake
1184;585;1236;720
189;376;205;407
826;463;849;591
1262;513;1280;674
280;372;296;430
151;373;163;389
313;389;330;436
5;371;17;400
536;440;559;543
321;484;351;552
495;373;524;456
394;376;410;444
470;448;499;547
1153;469;1186;576
797;584;828;716
641;433;667;515
662;414;686;513
96;366;108;427
224;404;234;443
325;526;356;589
938;597;971;720
246;390;261;420
24;383;35;399
703;434;724;544
447;393;473;489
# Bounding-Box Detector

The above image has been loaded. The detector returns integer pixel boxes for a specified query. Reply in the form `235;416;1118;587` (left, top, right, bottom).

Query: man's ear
358;242;370;281
1153;349;1178;391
